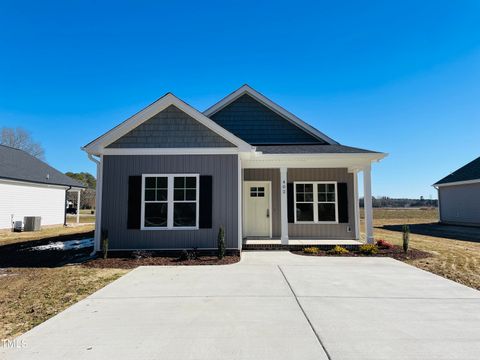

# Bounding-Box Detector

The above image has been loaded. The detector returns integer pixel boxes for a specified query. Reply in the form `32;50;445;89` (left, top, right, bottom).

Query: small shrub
402;224;410;254
190;247;199;260
101;229;109;259
217;226;225;259
303;247;320;255
179;249;190;261
327;245;349;255
376;239;393;250
359;244;378;255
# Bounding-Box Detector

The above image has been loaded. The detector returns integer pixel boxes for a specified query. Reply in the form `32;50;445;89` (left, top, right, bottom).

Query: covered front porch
239;150;385;248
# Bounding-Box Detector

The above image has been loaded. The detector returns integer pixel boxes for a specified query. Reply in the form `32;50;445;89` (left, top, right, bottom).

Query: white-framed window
294;181;338;224
141;174;199;230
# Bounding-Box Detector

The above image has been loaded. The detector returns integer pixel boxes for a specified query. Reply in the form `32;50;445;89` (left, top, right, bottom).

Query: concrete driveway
2;252;480;360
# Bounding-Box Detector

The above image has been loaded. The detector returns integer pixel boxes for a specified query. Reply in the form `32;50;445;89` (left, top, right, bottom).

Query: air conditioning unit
24;216;41;231
13;221;23;232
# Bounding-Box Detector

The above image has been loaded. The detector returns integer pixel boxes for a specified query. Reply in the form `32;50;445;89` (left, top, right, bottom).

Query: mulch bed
83;255;240;269
291;245;431;261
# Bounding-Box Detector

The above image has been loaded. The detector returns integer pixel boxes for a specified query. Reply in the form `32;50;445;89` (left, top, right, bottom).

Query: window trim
140;174;200;230
293;181;338;224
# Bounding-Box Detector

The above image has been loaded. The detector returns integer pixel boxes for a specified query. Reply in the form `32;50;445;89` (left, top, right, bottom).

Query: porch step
242;243;361;251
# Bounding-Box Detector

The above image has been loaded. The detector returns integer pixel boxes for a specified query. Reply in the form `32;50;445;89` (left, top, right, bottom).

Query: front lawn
362;208;480;290
0;225;127;340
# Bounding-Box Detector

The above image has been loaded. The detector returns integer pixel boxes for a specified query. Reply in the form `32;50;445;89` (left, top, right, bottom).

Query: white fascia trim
240;152;387;168
203;84;339;145
100;147;242;156
82;93;254;155
0;177;76;190
433;178;480;188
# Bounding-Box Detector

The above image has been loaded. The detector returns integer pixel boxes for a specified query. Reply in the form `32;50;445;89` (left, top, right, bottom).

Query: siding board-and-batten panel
439;183;480;226
101;155;238;250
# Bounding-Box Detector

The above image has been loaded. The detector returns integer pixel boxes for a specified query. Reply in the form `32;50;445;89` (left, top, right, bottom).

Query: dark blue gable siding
209;94;326;144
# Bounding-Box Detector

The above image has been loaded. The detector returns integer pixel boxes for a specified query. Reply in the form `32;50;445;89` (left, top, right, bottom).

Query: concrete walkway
2;252;480;359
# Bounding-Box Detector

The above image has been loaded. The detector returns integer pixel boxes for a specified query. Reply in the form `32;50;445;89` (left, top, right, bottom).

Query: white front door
243;181;271;237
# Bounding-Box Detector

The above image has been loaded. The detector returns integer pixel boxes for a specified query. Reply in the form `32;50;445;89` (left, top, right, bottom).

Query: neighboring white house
433;156;480;227
0;144;85;229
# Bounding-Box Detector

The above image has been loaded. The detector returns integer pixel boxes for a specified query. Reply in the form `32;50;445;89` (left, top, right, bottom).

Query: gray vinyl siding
243;168;356;239
209;94;325;145
108;105;235;148
288;168;355;239
101;154;239;249
244;169;281;237
439;183;480;226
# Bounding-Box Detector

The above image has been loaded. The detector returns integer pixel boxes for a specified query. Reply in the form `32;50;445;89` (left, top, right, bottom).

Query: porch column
76;190;81;224
280;167;289;245
363;164;374;244
353;170;360;240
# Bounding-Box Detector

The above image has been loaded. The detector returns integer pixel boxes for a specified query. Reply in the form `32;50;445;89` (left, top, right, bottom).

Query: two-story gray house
82;85;386;253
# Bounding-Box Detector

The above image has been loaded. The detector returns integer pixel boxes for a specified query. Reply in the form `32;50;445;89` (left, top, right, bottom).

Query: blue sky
1;0;479;198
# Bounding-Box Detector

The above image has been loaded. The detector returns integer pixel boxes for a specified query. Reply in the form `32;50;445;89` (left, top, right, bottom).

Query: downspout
64;186;72;226
87;153;101;256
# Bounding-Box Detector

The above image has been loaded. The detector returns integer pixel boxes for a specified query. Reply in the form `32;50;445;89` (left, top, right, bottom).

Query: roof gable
0;145;85;188
83;93;253;155
108;105;235;149
204;85;338;145
435;156;480;185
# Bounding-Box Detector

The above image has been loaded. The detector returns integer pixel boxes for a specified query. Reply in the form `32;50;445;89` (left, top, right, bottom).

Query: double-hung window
141;174;199;230
294;182;338;223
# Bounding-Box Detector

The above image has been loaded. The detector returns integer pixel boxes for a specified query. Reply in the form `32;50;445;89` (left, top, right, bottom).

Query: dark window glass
186;177;196;188
174;177;185;188
186;189;196;201
296;203;314;221
318;203;336;221
156;189;168;201
145;189;156;201
174;189;184;201
144;203;168;227
296;183;313;204
174;203;196;227
145;177;156;188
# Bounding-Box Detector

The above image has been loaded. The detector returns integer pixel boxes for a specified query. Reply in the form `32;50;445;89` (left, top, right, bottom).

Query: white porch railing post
280;167;289;245
76;190;81;224
363;164;374;244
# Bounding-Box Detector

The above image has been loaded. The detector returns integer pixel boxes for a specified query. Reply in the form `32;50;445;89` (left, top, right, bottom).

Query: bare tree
0;127;45;160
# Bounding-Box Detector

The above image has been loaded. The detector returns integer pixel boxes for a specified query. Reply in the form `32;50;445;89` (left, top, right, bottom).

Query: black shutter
337;182;349;223
127;176;142;229
199;175;213;228
287;183;294;223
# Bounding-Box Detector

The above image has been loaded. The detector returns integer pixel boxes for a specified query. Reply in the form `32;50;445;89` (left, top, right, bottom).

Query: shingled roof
434;156;480;185
0;145;85;188
255;144;379;154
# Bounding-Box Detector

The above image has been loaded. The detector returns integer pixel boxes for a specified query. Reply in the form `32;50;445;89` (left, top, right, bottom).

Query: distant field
362;207;480;291
66;214;96;224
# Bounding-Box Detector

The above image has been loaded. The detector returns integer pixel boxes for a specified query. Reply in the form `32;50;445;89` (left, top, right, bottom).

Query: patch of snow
31;238;94;251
